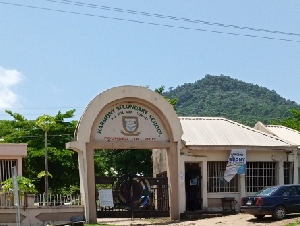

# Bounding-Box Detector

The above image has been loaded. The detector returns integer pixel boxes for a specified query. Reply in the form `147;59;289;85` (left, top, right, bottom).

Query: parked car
241;185;300;220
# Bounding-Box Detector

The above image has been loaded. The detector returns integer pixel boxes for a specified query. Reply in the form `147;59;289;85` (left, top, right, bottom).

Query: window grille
0;160;17;184
207;161;238;193
246;162;276;192
284;162;293;184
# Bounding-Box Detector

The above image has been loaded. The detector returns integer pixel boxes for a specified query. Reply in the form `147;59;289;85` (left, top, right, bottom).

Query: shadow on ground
97;218;187;226
247;214;300;224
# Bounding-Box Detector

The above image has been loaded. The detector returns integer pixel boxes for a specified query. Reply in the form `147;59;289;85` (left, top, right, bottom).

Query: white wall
153;146;297;213
179;148;292;212
0;206;84;226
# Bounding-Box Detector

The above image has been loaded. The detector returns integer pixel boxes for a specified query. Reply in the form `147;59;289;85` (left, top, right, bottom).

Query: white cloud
51;85;62;93
0;66;24;108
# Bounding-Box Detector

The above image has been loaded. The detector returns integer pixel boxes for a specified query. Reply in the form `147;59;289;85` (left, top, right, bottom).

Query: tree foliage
155;86;178;109
274;109;300;132
0;110;80;193
36;115;56;132
1;176;37;195
163;75;300;126
95;149;153;176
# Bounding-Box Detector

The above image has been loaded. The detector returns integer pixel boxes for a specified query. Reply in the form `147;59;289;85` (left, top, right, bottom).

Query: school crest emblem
121;116;141;136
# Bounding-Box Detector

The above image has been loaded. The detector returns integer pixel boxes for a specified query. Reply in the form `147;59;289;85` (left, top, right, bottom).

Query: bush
1;176;37;196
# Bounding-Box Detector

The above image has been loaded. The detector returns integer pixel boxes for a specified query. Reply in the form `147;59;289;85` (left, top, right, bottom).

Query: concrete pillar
239;174;246;203
166;143;179;220
77;151;87;214
278;159;284;185
202;160;208;209
85;146;97;223
293;149;299;184
75;143;97;224
178;154;185;214
17;157;22;176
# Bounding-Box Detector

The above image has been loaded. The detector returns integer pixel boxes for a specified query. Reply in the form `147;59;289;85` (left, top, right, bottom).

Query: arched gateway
66;86;183;223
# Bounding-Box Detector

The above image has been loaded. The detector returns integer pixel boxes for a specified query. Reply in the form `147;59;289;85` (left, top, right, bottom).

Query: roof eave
184;144;298;151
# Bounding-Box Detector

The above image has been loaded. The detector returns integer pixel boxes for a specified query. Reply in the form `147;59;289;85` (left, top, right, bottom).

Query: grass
285;220;300;226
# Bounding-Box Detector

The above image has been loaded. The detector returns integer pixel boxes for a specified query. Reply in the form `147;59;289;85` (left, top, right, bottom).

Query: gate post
85;144;97;223
66;141;97;223
167;142;179;220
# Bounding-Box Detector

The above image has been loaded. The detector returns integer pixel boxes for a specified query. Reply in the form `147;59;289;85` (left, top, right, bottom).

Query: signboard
94;103;168;141
224;149;246;182
99;189;114;207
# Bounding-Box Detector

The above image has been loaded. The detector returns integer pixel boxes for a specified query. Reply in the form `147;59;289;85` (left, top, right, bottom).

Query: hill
164;75;300;126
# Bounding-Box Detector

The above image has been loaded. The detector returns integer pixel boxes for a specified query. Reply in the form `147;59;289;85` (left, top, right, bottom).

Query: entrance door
185;163;202;211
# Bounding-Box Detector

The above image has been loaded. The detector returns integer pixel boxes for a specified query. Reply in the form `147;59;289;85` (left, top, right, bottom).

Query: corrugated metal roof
265;125;300;146
180;117;292;147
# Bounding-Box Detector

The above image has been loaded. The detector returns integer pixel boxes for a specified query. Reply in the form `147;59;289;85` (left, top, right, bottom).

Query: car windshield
255;187;277;196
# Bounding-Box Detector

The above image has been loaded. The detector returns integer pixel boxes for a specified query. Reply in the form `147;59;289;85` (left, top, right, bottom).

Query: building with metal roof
153;117;299;214
254;121;300;146
181;117;292;147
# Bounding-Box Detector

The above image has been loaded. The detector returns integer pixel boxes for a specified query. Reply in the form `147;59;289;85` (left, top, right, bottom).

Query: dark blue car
241;185;300;220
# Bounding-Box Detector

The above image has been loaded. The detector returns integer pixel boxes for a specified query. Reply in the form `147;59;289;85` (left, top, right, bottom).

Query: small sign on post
12;166;21;226
98;189;114;208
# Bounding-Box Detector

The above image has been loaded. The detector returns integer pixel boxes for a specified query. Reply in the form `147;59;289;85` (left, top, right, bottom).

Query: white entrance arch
66;86;183;223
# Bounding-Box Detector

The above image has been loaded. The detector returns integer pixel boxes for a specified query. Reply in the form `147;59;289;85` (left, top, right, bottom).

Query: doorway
185;163;202;211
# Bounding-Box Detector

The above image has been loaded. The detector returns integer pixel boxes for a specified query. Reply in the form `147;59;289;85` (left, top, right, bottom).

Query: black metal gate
96;173;169;218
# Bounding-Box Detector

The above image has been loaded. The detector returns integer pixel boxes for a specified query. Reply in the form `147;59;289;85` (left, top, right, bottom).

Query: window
294;185;300;195
282;186;297;196
284;162;293;184
207;161;238;192
255;186;278;196
0;160;17;184
246;162;276;192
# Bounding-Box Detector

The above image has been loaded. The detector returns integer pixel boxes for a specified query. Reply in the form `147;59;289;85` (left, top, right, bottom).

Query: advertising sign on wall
224;149;247;182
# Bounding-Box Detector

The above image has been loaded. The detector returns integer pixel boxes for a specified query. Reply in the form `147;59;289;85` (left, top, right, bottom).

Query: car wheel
254;215;265;219
272;205;286;220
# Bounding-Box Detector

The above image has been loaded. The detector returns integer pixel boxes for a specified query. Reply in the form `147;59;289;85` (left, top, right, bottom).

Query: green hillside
164;75;300;126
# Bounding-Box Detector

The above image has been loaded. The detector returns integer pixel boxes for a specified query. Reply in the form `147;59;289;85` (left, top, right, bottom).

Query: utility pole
44;130;48;206
12;166;20;226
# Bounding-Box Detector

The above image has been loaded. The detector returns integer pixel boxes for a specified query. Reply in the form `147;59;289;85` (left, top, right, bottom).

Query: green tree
1;176;37;195
274;109;300;131
36;114;56;203
163;74;300;126
95;149;153;176
1;176;37;204
0;110;80;194
155;85;178;109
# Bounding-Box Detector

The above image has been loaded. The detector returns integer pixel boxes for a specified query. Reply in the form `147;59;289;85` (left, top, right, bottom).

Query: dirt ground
97;213;300;226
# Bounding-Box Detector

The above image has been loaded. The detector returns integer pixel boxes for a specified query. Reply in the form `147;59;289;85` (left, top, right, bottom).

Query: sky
0;1;299;121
